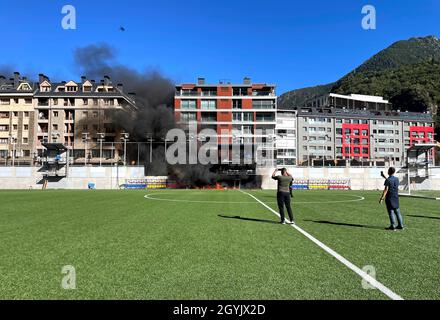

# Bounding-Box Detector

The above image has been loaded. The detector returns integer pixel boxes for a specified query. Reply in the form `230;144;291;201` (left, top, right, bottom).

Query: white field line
144;193;365;205
239;190;404;301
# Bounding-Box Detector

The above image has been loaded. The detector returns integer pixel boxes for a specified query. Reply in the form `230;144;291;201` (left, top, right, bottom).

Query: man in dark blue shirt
380;167;405;231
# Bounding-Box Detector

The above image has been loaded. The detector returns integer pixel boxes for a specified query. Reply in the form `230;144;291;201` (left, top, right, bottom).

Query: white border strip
239;190;404;301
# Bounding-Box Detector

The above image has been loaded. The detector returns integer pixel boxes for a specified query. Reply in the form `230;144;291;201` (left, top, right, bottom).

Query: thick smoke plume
73;44;216;186
74;44;175;140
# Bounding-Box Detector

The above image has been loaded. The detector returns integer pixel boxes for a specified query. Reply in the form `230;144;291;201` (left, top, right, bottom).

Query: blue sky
1;0;439;94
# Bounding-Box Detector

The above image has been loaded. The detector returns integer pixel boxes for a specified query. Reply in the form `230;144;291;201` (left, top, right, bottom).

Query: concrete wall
0;166;146;190
1;166;440;191
257;167;440;191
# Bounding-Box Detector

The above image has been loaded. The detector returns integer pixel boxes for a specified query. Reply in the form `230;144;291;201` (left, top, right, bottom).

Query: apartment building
0;73;36;164
174;78;277;167
0;72;136;165
276;110;297;166
296;107;435;166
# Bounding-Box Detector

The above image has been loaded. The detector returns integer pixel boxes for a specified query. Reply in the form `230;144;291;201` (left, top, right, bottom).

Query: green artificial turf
0;189;439;300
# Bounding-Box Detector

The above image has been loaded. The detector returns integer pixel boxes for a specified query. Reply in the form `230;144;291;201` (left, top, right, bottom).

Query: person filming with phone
272;168;295;225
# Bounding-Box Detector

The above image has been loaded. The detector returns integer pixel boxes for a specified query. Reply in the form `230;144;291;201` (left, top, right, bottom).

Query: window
24;125;29;131
104;99;114;106
232;100;242;109
24;112;29;117
181;113;197;122
53;111;59;117
252;100;274;109
23;138;28;144
83;99;88;105
201;113;217;122
53;124;58;131
67;86;77;92
243;113;253;121
13;124;18;131
181;100;197;110
256;113;275;122
93;112;99;118
25;99;32;104
201;100;216;110
1;99;10;105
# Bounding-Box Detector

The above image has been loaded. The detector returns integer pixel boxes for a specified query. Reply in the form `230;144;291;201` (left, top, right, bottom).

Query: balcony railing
252;91;275;96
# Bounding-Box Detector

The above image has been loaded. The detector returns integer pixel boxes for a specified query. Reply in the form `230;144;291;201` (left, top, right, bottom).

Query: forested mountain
279;36;440;113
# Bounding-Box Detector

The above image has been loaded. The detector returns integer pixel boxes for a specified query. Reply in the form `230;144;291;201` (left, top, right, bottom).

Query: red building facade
341;124;370;159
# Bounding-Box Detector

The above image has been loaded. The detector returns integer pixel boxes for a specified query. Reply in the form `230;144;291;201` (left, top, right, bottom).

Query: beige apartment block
0;72;136;165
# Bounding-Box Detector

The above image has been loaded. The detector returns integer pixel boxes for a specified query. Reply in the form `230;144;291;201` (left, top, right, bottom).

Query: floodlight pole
146;134;153;163
98;133;105;166
82;133;89;166
121;133;129;166
9;135;17;167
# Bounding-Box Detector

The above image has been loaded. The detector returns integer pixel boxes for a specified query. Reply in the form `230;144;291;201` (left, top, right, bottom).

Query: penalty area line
238;190;404;301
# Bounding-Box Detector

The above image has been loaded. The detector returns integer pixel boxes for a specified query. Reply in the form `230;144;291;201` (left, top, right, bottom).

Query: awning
406;143;436;159
42;143;68;152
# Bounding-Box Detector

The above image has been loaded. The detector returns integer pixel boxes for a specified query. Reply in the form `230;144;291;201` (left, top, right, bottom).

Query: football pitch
1;189;439;300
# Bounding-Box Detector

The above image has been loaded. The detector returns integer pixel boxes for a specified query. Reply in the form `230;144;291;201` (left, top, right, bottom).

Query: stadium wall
258;167;440;191
0;167;146;190
1;166;440;190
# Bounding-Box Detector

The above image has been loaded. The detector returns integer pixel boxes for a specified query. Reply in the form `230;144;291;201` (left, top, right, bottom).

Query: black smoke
73;44;217;186
73;44;175;140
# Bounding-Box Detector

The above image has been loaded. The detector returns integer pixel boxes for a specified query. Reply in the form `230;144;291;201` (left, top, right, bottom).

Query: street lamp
98;133;105;166
120;133;129;166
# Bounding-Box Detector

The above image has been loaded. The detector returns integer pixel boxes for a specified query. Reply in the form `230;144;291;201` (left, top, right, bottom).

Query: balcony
200;91;217;97
252;91;275;96
176;91;199;97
